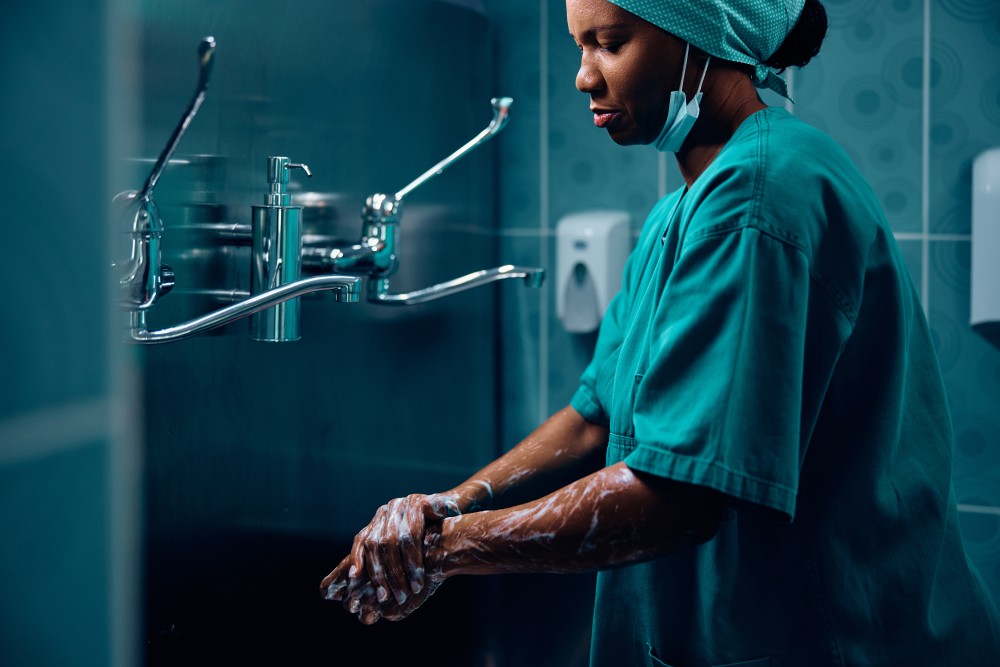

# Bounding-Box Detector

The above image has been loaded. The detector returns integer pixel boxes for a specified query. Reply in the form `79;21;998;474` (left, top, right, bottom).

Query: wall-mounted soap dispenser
556;210;631;333
972;147;1000;339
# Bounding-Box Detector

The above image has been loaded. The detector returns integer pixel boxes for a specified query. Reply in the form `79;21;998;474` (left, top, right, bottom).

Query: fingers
319;493;462;623
319;555;352;601
355;583;381;625
365;498;412;605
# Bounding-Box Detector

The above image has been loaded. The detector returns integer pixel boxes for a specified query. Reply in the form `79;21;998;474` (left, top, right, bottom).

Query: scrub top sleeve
627;226;817;520
572;194;681;425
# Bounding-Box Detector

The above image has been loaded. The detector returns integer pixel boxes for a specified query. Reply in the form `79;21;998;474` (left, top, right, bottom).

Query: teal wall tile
896;239;924;294
927;240;1000;504
0;0;112;421
495;0;542;231
499;233;544;448
930;0;1000;234
0;0;132;664
0;442;111;667
797;0;924;234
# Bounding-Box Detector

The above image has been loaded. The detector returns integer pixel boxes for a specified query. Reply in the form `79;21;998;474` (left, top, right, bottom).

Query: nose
576;53;603;93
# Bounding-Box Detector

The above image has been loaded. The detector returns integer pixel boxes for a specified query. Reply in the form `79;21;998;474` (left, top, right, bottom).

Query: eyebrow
569;23;631;39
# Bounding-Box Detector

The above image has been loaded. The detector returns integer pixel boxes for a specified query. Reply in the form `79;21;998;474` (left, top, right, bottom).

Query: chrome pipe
369;265;544;306
127;274;360;344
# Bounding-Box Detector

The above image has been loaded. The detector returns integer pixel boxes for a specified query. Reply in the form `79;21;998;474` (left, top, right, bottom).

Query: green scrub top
571;107;1000;667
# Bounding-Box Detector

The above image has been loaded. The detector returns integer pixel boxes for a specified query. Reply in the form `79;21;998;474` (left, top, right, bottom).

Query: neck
675;66;767;188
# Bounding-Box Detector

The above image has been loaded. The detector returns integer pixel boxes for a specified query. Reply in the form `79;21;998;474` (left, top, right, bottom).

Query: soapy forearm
445;405;609;514
428;462;725;577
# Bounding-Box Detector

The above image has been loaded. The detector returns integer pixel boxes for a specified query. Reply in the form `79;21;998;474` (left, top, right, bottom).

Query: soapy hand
319;493;459;623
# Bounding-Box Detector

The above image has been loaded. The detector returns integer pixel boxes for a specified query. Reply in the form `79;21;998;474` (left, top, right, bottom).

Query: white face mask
653;43;711;153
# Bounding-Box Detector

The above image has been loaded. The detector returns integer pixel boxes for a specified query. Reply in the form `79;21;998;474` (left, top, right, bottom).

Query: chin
606;130;645;146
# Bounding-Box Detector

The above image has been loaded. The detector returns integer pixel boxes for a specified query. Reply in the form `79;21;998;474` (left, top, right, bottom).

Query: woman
321;1;1000;664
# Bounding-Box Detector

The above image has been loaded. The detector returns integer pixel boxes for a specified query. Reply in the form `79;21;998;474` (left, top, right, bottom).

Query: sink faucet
302;97;546;305
113;41;537;343
113;38;360;344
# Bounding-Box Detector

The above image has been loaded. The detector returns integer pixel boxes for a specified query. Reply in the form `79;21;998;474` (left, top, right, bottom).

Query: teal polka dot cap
609;0;806;99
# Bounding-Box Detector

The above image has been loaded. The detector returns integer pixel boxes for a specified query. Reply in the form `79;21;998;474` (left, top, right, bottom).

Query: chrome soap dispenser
250;156;312;342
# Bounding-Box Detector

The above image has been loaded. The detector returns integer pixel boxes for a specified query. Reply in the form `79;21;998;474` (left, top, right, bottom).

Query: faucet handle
393;96;513;202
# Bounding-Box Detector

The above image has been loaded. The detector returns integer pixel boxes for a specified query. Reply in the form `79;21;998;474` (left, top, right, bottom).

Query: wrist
447;479;495;513
423;516;457;580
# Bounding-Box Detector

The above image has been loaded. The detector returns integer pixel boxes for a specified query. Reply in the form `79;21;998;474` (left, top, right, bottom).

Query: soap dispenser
556;210;631;333
249;156;312;342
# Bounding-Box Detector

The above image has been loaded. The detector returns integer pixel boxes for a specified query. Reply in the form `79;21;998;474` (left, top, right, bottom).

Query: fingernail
376;586;387;602
348;565;358;578
410;578;422;594
394;589;408;604
349;597;360;614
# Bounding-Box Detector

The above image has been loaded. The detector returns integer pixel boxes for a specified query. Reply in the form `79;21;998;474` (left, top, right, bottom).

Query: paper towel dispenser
556;210;631;333
972;147;1000;339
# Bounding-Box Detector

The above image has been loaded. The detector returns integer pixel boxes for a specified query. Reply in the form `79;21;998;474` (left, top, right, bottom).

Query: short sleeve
624;224;843;520
571;193;683;425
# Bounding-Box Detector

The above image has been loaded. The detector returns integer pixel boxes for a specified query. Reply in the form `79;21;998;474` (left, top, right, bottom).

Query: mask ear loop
677;42;691;93
695;55;711;95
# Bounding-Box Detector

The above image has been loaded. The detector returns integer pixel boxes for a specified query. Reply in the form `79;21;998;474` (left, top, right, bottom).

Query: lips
591;108;621;129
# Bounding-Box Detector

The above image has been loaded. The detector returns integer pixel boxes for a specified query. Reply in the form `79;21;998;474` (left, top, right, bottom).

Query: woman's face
566;0;683;145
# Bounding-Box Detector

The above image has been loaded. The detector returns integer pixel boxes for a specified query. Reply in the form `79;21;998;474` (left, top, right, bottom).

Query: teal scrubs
571;107;1000;667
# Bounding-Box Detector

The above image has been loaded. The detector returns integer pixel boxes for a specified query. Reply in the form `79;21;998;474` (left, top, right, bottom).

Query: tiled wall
491;0;1000;623
0;1;141;666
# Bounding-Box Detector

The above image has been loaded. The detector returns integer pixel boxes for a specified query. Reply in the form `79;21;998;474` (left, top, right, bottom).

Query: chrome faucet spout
127;274;360;344
369;265;544;306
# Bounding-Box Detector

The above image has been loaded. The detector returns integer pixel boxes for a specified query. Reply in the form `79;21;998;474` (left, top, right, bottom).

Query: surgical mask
653;43;711;153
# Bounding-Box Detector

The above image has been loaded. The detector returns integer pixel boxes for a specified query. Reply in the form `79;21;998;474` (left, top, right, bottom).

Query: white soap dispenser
972;147;1000;336
556;210;631;333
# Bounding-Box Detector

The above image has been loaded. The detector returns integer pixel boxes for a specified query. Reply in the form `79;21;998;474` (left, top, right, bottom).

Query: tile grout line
894;232;971;241
539;0;550;424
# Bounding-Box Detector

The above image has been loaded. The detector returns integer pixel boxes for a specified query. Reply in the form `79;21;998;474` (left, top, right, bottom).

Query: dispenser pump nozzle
264;156;312;206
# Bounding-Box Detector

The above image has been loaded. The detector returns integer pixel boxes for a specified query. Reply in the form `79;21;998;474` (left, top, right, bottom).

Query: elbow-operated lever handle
138;36;217;202
394;96;512;201
115;36;217;311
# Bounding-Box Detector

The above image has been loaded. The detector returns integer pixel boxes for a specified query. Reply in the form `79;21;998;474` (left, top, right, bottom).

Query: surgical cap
608;0;806;99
